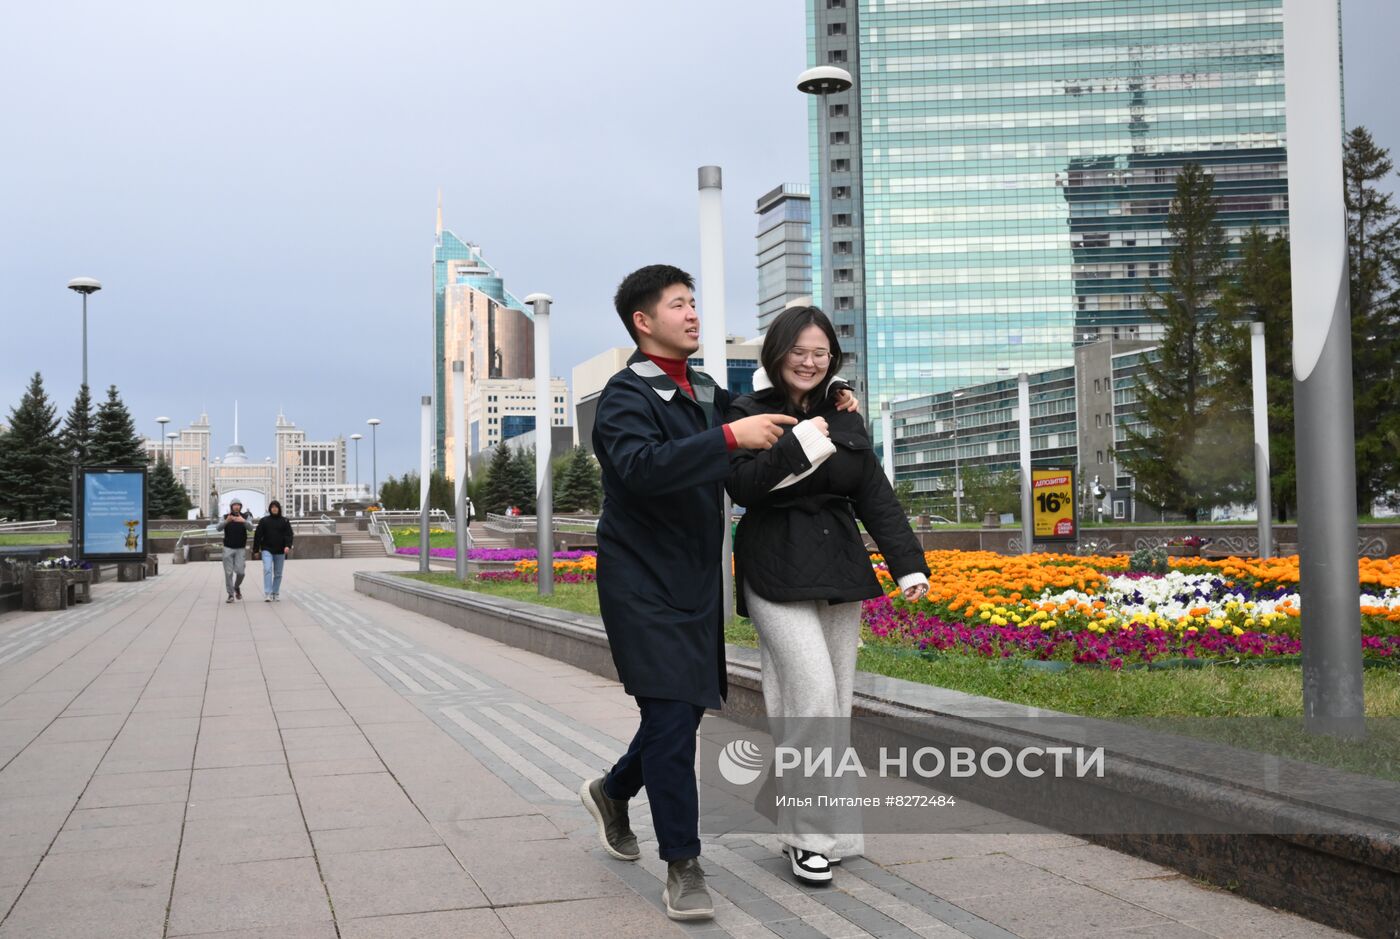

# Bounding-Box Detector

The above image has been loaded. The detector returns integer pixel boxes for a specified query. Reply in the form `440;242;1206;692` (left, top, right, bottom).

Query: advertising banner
1031;468;1075;542
77;466;148;561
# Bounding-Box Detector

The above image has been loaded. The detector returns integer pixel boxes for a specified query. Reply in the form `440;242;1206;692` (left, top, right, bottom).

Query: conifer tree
480;443;515;516
0;373;65;520
148;455;192;519
89;385;147;466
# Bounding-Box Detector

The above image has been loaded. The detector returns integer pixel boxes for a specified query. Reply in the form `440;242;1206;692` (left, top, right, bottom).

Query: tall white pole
526;294;555;597
698;166;734;620
951;395;962;524
419;396;432;574
1250;322;1273;559
881;400;895;484
1283;0;1364;737
1018;372;1033;555
453;360;469;581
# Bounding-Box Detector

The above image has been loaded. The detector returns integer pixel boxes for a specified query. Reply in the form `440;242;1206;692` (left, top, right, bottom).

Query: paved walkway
0;559;1353;938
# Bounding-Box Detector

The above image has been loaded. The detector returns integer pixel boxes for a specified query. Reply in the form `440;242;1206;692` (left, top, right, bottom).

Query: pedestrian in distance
578;265;859;921
217;501;254;603
253;499;294;601
725;305;929;885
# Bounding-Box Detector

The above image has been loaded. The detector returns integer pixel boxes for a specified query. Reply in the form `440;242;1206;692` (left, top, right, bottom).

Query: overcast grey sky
2;1;1397;484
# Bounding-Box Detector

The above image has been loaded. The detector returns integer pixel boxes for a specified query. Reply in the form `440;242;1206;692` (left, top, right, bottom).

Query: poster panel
1031;468;1076;542
78;466;148;561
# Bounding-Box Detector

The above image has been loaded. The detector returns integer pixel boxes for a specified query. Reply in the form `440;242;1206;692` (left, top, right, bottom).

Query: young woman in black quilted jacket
726;305;929;885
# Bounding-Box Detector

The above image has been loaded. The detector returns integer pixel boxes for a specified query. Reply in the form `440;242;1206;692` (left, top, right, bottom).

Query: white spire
234;401;239;445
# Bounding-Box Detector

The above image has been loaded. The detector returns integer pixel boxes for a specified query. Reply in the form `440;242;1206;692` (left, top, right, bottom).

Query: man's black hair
612;264;695;345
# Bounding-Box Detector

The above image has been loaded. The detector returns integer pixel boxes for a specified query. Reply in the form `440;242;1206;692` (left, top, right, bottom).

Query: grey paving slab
0;559;1364;939
320;844;489;918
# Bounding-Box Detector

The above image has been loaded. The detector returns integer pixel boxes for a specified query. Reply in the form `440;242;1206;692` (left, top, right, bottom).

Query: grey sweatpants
745;585;865;860
221;547;247;596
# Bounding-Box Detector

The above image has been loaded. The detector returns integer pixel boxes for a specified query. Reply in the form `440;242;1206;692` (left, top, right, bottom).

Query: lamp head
797;66;853;95
67;276;102;295
367;418;381;427
350;433;363;441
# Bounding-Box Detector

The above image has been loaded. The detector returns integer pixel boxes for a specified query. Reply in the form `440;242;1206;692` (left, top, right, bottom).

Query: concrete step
340;543;387;558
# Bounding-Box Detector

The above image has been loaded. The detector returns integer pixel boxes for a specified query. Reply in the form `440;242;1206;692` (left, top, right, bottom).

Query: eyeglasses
786;347;832;365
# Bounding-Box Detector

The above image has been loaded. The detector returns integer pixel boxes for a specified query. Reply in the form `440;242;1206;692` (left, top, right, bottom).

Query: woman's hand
834;389;860;413
902;583;927;602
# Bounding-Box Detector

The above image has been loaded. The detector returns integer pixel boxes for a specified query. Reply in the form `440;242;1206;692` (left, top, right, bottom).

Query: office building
756;184;813;335
807;0;1288;415
274;412;348;517
142;412;212;514
469;377;569;458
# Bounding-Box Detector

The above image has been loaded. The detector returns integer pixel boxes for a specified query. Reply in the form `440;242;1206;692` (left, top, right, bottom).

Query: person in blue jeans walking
252;500;293;601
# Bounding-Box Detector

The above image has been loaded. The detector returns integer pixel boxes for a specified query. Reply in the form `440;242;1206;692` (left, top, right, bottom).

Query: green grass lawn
0;533;70;546
391;529;457;549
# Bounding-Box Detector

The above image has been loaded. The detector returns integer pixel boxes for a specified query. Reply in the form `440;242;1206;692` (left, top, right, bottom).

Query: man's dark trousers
602;697;706;861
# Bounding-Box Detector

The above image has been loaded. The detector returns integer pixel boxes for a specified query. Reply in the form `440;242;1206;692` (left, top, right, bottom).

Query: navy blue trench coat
592;351;732;710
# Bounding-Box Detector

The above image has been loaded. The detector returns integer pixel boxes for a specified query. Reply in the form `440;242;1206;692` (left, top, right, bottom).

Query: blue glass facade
808;0;1288;423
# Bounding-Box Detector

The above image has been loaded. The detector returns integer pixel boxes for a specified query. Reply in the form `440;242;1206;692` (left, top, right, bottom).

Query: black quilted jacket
725;390;929;617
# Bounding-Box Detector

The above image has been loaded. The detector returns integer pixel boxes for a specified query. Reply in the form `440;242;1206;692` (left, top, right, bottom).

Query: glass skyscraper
433;222;527;473
755;183;814;335
807;0;1288;415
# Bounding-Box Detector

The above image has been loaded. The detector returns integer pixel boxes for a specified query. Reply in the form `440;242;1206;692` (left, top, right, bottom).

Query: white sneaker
783;845;833;884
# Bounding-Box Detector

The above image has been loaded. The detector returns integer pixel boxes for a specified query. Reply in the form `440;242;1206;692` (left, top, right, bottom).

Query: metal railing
370;509;455;532
483;513;599;535
0;519;59;533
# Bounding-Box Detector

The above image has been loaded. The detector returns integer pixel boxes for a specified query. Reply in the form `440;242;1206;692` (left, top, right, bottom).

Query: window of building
834;268;853;282
827;22;846;35
831;158;849;173
827;0;846;7
833;240;852;254
1095;414;1102;428
835;297;854;311
830;131;848;145
827;49;847;64
1124;263;1137;279
1097;450;1104;464
837;322;854;336
829;103;847;118
831;185;850;200
832;212;851;227
1106;413;1113;425
1094;379;1101;393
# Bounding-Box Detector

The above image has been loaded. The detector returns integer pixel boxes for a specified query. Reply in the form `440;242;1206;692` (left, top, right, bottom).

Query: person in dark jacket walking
726;305;929;885
253;500;294;601
577;265;853;922
217;500;254;603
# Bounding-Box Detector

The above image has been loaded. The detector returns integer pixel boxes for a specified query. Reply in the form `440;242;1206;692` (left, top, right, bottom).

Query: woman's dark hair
268;500;283;514
613;264;695;344
760;305;844;410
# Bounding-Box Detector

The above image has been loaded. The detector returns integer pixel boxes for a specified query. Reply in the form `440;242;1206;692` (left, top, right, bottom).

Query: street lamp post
950;391;965;524
367;418;381;505
166;432;178;467
697;166;734;618
349;433;363;495
418;398;431;574
1250;319;1273;559
881;400;895;484
67;277;101;390
524;295;555;597
451;360;469;582
155;417;169;462
1282;0;1363;737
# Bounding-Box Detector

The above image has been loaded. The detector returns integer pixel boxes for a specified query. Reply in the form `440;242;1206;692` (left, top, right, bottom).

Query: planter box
24;569;68;612
65;569;93;604
117;562;145;582
1165;545;1200;557
144;556;158;577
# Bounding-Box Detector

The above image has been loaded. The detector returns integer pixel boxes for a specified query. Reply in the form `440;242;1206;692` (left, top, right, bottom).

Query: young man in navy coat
580;264;855;920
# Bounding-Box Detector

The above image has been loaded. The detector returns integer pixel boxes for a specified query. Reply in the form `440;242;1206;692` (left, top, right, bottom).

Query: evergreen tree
148;455;192;519
0;373;65;520
1345;127;1400;512
1117;163;1237;521
428;470;454;514
480;443;516;516
508;446;536;515
555;447;603;513
1216;227;1296;520
89;385;148;466
60;384;95;467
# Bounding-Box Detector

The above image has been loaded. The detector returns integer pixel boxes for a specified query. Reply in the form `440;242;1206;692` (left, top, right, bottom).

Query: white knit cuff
792;419;837;466
896;572;929;593
769;420;837;492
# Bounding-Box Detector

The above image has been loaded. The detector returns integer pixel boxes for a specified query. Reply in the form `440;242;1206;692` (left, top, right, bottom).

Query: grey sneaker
579;777;640;861
664;858;713;921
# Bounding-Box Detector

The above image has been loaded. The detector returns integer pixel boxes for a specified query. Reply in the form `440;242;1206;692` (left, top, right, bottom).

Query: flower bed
867;551;1400;669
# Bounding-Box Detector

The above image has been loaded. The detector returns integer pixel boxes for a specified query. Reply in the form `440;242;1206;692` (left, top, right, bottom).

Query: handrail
484;513;598;534
0;520;59;533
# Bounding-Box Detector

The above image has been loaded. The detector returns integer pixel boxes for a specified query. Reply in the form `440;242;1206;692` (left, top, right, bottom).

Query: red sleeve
722;424;738;451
